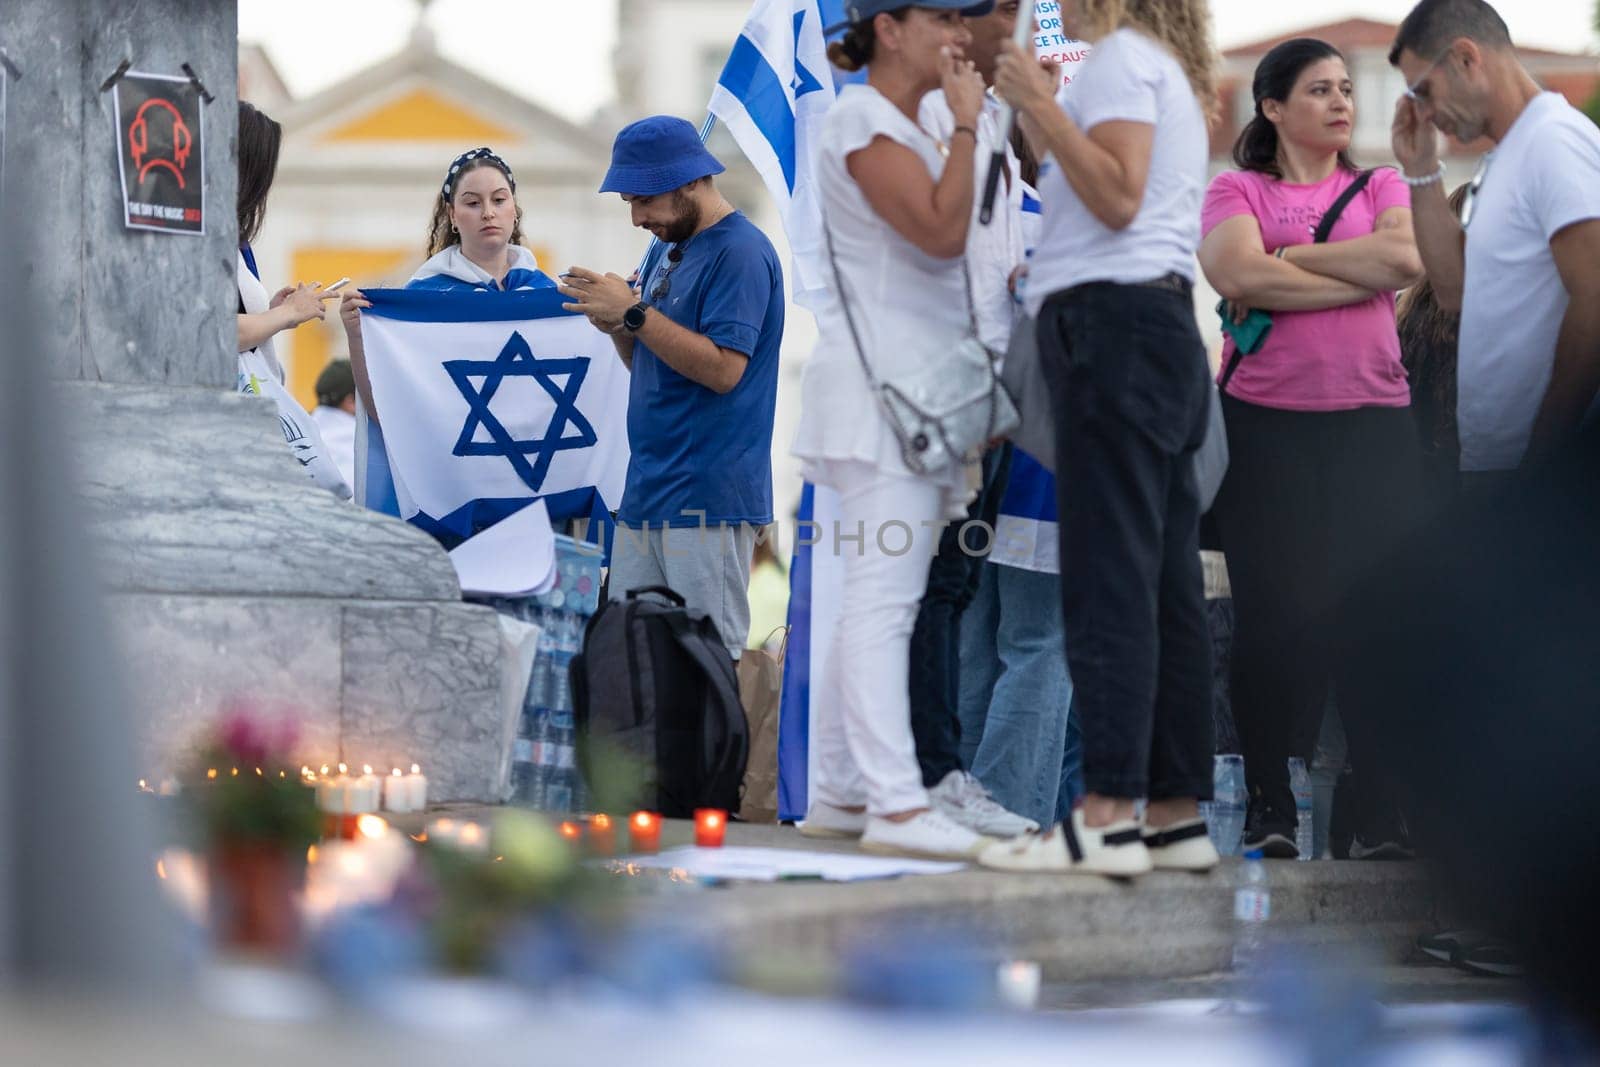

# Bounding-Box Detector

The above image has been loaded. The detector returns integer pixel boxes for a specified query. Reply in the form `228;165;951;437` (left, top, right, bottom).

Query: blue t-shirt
620;211;784;527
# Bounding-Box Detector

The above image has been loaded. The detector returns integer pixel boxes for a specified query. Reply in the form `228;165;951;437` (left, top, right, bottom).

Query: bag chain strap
821;206;990;394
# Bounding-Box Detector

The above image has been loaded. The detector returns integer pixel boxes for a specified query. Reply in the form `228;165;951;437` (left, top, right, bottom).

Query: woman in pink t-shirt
1197;38;1425;861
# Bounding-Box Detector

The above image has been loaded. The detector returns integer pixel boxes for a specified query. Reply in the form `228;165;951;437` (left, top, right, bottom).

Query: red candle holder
694;808;727;848
558;820;584;848
322;813;360;841
587;813;616;856
629;811;662;854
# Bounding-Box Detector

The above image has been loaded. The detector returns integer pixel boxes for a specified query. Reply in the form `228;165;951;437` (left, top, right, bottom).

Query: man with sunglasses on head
1390;0;1600;482
560;116;785;658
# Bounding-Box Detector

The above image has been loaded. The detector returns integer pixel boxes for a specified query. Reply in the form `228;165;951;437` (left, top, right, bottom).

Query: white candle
355;765;381;813
996;961;1041;1011
382;768;412;813
316;763;358;814
404;763;429;812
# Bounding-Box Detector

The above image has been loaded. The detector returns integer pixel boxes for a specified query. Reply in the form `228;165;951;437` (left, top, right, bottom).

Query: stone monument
0;0;513;802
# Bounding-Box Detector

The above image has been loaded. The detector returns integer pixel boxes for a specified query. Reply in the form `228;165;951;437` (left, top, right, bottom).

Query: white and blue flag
357;288;630;571
708;0;836;307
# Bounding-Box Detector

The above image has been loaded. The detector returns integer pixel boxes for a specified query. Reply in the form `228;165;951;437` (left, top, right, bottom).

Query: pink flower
218;707;270;767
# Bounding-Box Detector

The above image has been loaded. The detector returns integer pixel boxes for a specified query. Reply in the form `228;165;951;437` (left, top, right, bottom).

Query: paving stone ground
401;805;1451;983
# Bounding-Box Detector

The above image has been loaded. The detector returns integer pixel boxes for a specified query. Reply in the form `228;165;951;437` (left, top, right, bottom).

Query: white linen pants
810;460;943;816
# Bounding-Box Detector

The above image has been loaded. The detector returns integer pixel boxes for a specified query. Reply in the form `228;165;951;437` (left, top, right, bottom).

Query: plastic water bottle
1233;850;1271;972
544;709;576;813
1288;757;1315;862
1205;754;1248;857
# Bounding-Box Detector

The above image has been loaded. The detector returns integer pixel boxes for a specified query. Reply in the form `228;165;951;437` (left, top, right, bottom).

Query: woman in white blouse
790;0;996;860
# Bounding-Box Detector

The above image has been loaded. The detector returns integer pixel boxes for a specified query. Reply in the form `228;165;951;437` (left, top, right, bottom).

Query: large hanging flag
358;287;630;575
708;0;836;308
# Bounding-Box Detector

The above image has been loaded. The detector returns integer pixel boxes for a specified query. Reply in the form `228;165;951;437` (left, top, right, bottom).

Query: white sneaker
799;800;867;839
859;808;988;860
928;770;1039;838
979;808;1153;878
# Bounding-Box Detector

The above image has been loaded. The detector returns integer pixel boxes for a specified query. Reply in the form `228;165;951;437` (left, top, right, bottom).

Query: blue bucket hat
825;0;995;35
600;116;726;197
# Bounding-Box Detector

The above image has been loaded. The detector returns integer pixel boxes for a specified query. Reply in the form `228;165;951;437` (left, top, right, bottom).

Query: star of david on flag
356;287;630;556
444;332;597;494
708;0;836;308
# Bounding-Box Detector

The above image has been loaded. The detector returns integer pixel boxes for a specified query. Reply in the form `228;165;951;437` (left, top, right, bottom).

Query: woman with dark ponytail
1196;37;1425;860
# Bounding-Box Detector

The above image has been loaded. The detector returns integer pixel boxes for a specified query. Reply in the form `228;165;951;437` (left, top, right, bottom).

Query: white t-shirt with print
1458;92;1600;471
1025;27;1208;312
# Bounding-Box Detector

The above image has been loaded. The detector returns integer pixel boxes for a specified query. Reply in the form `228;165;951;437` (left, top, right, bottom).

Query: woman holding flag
790;0;998;861
980;0;1222;876
341;147;558;424
339;147;564;534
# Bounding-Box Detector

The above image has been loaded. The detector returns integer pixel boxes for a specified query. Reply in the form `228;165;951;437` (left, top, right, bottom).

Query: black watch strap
623;302;648;332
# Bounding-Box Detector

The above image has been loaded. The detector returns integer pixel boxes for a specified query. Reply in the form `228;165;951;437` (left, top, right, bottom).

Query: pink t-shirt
1201;167;1412;411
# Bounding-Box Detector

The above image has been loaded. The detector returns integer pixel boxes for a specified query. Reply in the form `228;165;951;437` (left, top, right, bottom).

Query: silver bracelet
1402;162;1446;188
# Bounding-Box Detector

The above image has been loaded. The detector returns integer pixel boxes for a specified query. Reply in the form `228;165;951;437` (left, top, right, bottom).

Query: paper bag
736;627;788;823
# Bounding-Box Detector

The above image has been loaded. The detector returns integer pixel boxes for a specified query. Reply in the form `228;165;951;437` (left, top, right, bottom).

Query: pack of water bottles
500;536;605;813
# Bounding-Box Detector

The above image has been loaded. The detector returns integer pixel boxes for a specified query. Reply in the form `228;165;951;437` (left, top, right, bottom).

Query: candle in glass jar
588;813;616;856
628;811;661;854
558;820;584;847
694;809;727;848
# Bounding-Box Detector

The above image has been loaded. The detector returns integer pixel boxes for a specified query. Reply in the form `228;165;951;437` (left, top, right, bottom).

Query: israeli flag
358;288;630;574
708;0;836;308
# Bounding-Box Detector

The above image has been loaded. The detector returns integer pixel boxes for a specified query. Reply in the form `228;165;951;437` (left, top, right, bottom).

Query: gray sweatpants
607;522;758;658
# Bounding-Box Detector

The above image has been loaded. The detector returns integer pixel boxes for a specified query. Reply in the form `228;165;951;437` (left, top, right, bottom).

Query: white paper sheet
447;499;557;597
613;846;966;882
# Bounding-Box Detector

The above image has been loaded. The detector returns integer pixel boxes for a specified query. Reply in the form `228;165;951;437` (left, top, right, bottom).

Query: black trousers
1211;395;1424;822
1037;282;1214;800
910;443;1013;787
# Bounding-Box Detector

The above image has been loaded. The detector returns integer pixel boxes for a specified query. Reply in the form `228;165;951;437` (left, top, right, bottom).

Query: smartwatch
622;301;648;333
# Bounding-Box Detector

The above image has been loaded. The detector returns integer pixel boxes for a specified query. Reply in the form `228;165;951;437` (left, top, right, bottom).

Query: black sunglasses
649;245;685;305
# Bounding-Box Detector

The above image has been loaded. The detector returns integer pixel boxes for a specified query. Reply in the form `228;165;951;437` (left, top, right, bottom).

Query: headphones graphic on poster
110;70;206;236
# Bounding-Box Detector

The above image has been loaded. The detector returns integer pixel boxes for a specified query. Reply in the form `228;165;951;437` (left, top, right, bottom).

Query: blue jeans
957;561;1082;827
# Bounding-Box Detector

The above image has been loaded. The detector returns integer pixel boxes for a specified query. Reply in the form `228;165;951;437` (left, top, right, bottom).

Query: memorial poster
111;70;205;235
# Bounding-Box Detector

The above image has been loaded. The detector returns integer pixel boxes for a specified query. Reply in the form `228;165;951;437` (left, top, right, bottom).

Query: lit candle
404;763;429;812
587;813;616;856
315;765;352;814
382;768;411;813
558;820;584;847
694;809;727;848
455;821;489;854
995;961;1042;1011
629;811;661;854
355;765;381;813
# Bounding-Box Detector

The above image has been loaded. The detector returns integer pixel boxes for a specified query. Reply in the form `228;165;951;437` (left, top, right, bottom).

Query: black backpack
571;586;749;817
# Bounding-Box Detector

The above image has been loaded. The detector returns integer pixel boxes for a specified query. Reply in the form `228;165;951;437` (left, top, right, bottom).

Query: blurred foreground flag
708;0;836;308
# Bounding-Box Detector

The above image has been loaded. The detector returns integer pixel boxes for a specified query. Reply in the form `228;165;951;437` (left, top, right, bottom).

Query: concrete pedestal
4;0;513;801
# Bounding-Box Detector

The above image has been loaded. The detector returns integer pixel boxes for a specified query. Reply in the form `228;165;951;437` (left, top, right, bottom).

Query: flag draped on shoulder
708;0;835;308
358;287;630;563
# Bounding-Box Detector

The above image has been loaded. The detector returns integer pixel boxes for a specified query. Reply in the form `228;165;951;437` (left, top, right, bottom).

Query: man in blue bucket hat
560;116;785;659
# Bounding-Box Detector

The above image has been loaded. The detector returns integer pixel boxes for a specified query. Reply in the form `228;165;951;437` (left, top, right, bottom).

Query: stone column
0;0;511;801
